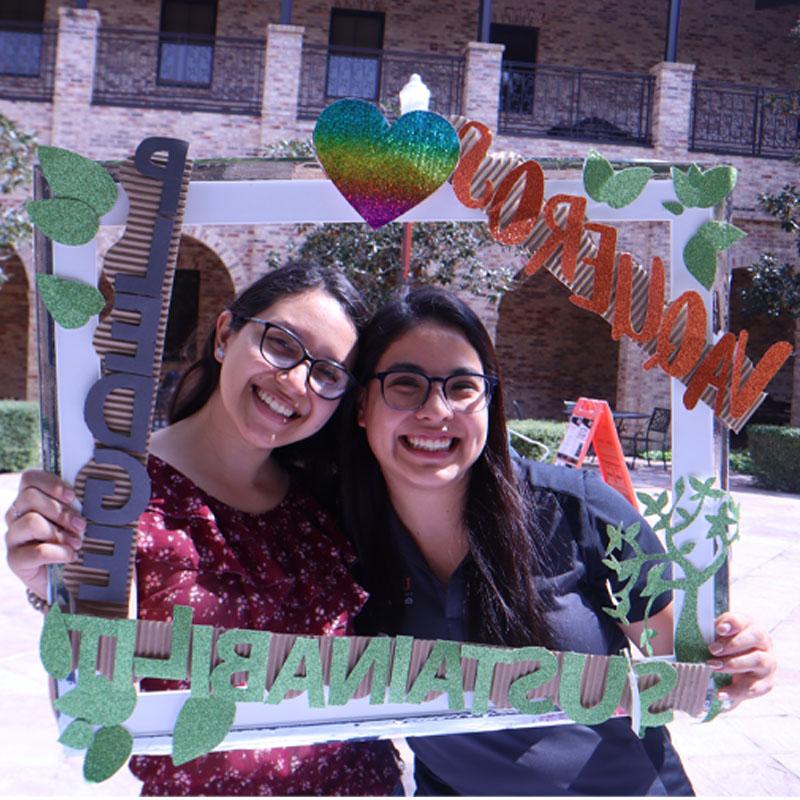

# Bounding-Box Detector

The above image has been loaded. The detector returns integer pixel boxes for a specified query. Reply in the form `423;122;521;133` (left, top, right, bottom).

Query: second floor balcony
92;28;265;116
498;62;654;146
297;44;464;120
0;20;57;102
690;80;799;159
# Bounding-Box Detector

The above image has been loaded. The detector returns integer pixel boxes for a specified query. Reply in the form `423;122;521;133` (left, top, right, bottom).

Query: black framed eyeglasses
234;316;355;400
371;369;497;413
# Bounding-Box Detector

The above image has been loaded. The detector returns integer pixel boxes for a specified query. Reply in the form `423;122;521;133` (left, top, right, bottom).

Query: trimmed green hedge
747;425;800;493
507;419;567;463
0;401;40;472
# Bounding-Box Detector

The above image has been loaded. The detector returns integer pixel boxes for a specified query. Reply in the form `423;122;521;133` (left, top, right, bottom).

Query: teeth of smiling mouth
255;387;294;418
406;436;453;452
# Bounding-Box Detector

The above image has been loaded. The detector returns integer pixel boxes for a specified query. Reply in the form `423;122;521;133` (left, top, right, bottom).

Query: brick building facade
0;0;797;431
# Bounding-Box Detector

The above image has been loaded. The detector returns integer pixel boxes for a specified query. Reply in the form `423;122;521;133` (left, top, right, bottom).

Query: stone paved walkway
1;468;798;796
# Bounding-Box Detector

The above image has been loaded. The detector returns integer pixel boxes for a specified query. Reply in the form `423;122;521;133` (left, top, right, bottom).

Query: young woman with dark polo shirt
340;287;775;796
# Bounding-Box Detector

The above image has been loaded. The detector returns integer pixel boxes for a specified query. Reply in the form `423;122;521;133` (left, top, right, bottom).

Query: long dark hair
340;287;553;648
169;262;370;496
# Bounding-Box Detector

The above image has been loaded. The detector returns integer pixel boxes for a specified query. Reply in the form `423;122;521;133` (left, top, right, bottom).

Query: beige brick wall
5;0;796;422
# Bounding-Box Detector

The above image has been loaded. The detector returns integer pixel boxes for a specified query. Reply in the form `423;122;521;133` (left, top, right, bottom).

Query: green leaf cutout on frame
59;718;94;750
37;145;118;216
582;150;654;209
172;696;237;767
683;221;747;289
671;164;737;209
26;198;99;246
83;725;133;783
54;680;137;727
662;200;684;216
40;604;73;679
36;274;106;330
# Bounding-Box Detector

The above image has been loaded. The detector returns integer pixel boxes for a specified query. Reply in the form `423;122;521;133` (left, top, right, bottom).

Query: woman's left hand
707;611;776;711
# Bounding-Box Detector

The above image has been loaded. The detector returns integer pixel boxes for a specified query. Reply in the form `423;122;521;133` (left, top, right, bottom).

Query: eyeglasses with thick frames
233;316;355;400
371;369;497;413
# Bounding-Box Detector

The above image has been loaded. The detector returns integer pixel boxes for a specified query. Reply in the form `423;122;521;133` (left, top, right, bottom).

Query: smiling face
213;287;358;452
358;322;490;498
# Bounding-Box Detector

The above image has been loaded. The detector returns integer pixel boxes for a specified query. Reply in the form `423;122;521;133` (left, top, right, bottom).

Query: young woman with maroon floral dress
4;264;400;796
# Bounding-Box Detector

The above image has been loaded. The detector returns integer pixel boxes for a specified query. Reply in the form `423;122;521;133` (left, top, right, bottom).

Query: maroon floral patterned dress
128;455;401;796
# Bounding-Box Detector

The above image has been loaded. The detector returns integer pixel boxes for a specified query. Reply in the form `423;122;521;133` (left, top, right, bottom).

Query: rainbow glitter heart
313;99;461;230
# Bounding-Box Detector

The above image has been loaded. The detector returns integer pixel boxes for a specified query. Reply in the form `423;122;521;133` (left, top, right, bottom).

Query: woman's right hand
4;470;85;600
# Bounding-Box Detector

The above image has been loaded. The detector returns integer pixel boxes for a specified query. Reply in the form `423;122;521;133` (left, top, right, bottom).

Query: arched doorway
0;252;29;400
495;271;619;421
154;236;236;425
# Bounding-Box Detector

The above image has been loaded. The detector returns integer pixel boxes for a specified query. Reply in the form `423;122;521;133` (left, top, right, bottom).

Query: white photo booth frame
43;172;720;753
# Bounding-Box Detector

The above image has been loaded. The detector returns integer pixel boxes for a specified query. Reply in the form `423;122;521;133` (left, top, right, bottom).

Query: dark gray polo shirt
389;461;693;796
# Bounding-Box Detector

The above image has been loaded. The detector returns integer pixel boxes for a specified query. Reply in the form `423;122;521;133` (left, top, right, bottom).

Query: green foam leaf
582;150;652;208
40;605;72;679
59;718;94;750
672;164;737;209
38;145;118;216
662;200;684;215
83;725;133;783
583;150;614;202
683;221;747;289
697;220;747;251
172;696;236;766
683;231;719;289
54;680;137;727
26;198;99;246
602;167;654;209
36;274;105;329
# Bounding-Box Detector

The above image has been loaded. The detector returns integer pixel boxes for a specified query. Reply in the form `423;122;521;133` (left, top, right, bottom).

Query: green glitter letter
507;647;558;715
633;661;677;736
406;641;464;710
135;605;193;681
389;635;414;703
329;637;390;705
266;637;324;708
210;629;271;702
559;653;627;725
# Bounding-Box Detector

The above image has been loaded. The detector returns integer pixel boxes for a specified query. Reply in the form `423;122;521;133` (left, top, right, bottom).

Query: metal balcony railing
298;44;464;120
0;20;57;102
690;80;799;159
92;28;265;116
498;62;654;145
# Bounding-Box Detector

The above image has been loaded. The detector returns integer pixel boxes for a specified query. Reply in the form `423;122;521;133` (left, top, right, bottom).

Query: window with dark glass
0;0;45;77
164;269;200;361
491;23;538;114
158;0;217;87
326;9;384;100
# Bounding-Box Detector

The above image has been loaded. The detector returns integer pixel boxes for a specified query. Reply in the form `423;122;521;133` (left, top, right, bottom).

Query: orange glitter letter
523;194;587;281
452;121;494;209
570;223;617;315
487;160;545;245
611;254;665;343
643;291;707;378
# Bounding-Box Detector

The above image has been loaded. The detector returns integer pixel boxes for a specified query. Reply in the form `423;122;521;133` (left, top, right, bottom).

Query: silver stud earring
215;347;225;361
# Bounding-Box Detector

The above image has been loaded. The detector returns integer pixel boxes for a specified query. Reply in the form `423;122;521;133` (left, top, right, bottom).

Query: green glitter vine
602;475;739;664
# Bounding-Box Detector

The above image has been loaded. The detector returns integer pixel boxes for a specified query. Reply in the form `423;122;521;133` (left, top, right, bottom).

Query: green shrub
729;449;757;476
0;400;40;472
747;425;800;493
507;419;568;463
